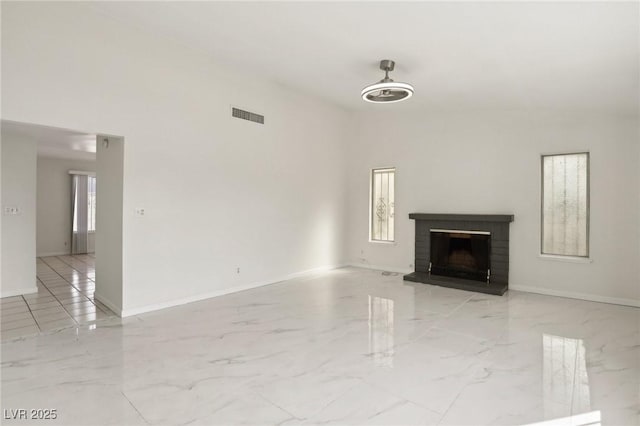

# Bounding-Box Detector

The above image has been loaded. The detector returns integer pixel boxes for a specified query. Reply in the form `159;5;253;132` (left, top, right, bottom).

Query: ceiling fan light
361;81;414;103
361;59;414;104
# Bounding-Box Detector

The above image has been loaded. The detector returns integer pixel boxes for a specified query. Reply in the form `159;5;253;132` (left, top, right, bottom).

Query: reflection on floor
543;334;591;419
1;267;638;425
1;255;115;340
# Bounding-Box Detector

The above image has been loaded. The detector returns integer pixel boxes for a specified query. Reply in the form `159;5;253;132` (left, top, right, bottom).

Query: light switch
3;206;21;215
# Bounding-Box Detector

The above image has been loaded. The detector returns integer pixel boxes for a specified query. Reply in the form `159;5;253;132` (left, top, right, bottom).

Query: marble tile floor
1;267;638;425
1;255;115;341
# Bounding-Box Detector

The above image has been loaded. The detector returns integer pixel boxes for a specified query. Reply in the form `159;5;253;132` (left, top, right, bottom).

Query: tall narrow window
541;153;589;257
71;173;95;255
72;175;96;232
88;176;97;232
370;168;395;242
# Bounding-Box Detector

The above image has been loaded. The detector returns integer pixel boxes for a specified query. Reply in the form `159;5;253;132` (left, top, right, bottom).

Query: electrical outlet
236;267;240;274
135;208;145;216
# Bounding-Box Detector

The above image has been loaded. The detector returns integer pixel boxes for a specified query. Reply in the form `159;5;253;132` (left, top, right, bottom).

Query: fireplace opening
430;230;491;282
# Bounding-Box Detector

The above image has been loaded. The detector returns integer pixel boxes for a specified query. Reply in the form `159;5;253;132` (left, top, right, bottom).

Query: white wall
95;136;124;314
1;3;349;314
0;133;2;292
5;3;636;311
1;131;37;297
36;156;96;256
347;110;640;306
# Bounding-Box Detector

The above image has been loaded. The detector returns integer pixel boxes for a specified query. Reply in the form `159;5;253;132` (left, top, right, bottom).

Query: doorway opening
0;120;124;339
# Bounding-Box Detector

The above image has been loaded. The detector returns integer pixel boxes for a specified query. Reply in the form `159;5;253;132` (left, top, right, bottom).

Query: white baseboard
347;264;639;308
1;287;38;298
120;263;346;317
346;262;412;275
94;292;123;317
101;262;640;317
509;284;640;308
37;251;70;258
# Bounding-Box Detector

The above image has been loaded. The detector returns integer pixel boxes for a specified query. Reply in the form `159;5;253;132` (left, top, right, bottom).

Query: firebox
429;229;491;283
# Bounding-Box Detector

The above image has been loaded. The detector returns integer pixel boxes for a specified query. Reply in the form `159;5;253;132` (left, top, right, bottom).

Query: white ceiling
84;1;639;113
2;121;96;161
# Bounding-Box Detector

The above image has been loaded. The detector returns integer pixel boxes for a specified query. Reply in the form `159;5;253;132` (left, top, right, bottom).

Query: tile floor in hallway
1;255;115;341
1;267;639;425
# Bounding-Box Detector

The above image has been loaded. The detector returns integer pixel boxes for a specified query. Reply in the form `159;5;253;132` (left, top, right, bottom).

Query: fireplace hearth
404;213;514;295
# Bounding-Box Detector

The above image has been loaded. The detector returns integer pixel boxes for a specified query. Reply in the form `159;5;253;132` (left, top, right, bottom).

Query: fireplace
404;213;514;295
430;230;490;282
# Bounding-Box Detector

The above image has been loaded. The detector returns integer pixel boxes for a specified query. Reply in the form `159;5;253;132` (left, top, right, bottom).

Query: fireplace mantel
404;213;514;295
408;213;514;223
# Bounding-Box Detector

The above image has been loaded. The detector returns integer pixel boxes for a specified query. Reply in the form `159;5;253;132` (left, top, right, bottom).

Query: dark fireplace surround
404;213;514;295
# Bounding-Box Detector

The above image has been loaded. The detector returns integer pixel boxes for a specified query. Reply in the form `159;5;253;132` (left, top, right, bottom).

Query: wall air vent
232;107;264;124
